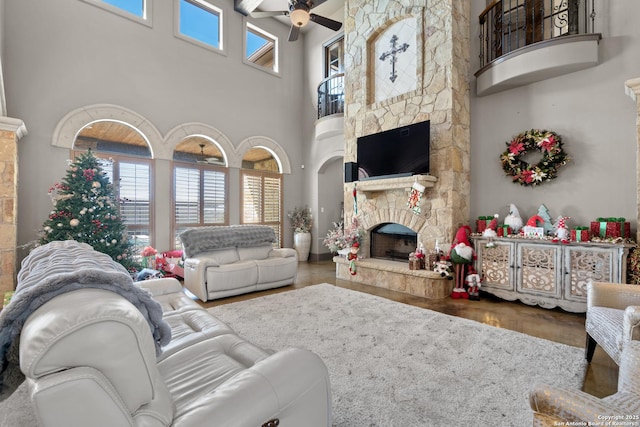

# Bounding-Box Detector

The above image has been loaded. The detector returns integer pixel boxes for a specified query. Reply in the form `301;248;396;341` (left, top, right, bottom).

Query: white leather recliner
19;278;332;427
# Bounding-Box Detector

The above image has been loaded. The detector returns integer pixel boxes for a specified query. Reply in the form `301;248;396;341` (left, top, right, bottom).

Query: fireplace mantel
354;174;437;193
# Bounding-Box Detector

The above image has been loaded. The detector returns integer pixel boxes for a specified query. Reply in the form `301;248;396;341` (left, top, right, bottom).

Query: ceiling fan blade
309;14;342;31
250;10;288;18
309;0;328;8
288;25;300;42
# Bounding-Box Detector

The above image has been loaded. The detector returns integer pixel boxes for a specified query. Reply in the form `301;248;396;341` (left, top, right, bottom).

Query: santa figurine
348;242;359;275
448;225;476;299
465;266;482;301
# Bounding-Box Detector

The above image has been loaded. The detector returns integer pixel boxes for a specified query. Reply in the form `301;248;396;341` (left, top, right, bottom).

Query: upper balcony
475;0;601;96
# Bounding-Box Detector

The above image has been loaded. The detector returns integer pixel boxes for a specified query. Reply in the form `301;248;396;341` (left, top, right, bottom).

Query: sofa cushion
199;248;239;266
157;334;270;416
159;310;235;360
237;245;272;261
206;262;258;292
255;257;298;284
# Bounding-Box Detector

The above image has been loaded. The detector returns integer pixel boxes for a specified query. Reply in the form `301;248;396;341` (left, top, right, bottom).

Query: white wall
469;1;640;229
4;0;307;253
302;14;346;256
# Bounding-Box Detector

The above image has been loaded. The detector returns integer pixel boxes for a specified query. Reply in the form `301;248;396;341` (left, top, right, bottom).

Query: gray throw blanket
179;225;276;258
0;240;172;401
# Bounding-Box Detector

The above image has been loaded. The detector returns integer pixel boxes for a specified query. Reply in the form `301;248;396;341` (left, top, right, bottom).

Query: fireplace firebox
370;223;417;261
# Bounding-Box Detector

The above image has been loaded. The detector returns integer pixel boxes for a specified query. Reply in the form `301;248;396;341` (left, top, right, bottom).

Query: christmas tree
39;150;139;271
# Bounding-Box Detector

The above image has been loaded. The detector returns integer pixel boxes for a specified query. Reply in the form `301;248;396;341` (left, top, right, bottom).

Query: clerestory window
244;22;279;74
82;0;151;26
176;0;223;52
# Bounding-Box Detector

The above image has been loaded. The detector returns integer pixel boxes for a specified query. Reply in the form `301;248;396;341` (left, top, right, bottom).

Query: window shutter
175;166;200;224
203;169;226;223
119;162;151;226
242;174;263;223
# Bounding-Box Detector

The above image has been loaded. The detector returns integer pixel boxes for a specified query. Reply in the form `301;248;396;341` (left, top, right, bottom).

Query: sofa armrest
623;306;640;344
587;281;640;310
269;248;297;258
136;277;183;297
183;257;219;302
172;348;331;427
529;384;621;423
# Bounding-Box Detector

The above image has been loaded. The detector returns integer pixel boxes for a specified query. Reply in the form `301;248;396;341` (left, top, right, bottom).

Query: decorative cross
379;34;410;83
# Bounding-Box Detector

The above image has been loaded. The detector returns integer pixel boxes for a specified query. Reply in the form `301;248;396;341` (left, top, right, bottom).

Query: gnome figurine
482;214;499;238
504;203;524;233
552;216;571;244
448;225;476;299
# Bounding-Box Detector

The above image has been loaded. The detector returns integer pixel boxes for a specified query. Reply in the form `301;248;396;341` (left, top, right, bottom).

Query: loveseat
8;241;331;427
179;225;298;301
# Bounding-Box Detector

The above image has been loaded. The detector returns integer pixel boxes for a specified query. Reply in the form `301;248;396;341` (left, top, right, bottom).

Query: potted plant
288;206;313;261
323;218;365;257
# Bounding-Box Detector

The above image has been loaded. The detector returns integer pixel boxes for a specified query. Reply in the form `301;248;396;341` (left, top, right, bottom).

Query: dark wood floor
198;260;618;399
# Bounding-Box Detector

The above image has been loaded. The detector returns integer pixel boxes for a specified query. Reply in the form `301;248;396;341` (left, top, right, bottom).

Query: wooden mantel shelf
353;174;437;193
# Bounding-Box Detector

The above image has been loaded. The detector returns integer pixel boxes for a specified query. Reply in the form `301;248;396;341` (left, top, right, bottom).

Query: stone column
0;118;27;297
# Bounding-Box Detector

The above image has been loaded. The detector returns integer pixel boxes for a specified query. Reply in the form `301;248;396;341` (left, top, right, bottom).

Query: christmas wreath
500;129;569;186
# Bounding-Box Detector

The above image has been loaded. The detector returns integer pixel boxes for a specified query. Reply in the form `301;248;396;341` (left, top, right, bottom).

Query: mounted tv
357;120;430;180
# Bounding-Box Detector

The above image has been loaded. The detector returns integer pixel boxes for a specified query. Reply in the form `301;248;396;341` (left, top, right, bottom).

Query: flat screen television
356;120;430;180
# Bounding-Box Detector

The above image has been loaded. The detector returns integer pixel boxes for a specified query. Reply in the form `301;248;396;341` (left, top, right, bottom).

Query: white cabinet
473;237;632;313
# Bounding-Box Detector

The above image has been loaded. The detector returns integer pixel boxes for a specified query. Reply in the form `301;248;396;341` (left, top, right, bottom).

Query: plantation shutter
241;171;282;246
96;158;152;248
242;174;263;223
203;169;226;223
172;164;228;248
175;166;200;224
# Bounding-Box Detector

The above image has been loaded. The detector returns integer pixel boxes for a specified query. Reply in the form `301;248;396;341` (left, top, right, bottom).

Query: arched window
240;147;282;246
73;120;154;250
172;136;228;248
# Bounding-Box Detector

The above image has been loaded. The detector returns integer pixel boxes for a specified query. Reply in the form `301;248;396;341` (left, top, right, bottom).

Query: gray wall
469;1;639;230
4;0;640;258
4;0;307;253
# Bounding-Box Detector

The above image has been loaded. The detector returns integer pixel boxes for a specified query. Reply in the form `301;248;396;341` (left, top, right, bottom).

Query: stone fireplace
335;1;470;298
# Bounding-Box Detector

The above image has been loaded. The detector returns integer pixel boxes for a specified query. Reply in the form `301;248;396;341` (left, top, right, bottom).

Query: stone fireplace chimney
342;1;471;254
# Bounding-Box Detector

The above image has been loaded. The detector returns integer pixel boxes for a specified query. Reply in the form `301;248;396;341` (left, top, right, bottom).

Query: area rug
0;284;587;427
210;284;587;427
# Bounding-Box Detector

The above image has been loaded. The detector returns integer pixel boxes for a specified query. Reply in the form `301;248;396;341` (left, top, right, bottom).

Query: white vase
294;232;312;262
337;248;350;258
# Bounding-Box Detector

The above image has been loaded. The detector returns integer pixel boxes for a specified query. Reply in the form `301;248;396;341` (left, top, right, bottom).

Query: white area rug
210;284;587;427
0;284;587;427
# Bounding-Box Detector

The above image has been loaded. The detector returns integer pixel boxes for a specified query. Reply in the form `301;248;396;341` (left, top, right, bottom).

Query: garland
500;129;569;186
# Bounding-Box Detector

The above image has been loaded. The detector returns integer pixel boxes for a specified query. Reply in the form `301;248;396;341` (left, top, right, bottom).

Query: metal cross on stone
379;34;410;83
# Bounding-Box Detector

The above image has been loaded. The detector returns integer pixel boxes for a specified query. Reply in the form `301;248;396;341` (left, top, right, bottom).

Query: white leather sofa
179;225;298;301
16;249;331;427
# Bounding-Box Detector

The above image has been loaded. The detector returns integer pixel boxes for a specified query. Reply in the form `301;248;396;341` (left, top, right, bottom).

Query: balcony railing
317;73;344;119
478;0;596;68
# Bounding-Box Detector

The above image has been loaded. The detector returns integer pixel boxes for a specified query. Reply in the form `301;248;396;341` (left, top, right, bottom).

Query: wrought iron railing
478;0;596;68
317;73;344;119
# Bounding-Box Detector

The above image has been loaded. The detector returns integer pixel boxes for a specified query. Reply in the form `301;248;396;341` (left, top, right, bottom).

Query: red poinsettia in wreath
500;129;570;186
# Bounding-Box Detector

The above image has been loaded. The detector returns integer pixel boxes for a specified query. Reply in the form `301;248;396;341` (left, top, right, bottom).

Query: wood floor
198;260;619;399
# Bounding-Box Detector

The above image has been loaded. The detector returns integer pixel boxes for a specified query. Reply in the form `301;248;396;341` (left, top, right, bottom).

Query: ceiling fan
197;143;224;166
250;0;342;42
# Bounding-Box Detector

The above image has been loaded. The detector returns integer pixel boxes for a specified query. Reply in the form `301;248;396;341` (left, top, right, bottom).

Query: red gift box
497;225;512;237
590;218;630;239
570;228;590;242
476;216;492;234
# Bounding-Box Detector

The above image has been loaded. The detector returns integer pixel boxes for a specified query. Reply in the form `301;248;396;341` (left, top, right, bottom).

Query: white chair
585;280;640;365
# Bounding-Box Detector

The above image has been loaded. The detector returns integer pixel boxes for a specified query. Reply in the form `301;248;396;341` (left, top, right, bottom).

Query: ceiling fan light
290;8;310;27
